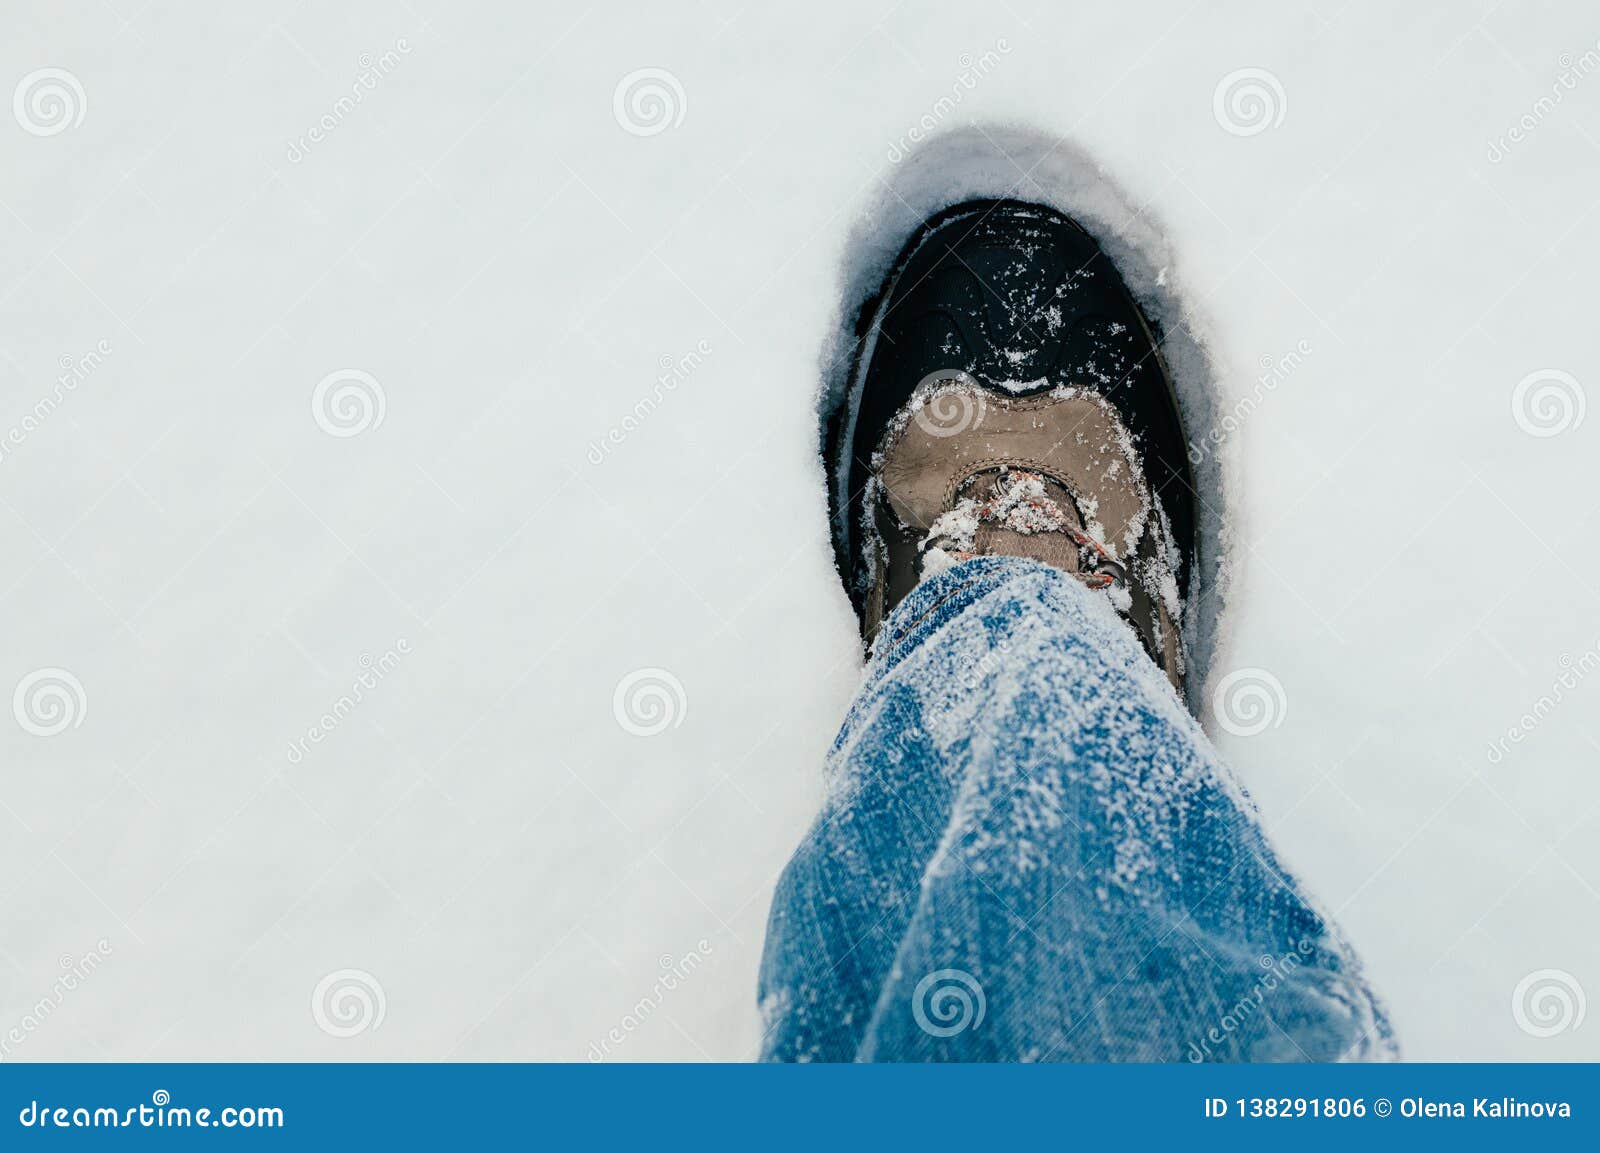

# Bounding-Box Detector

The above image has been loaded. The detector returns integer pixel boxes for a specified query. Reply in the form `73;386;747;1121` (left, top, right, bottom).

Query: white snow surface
2;1;1598;1061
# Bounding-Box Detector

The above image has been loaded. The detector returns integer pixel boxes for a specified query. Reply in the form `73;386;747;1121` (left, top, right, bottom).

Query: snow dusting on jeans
758;556;1395;1061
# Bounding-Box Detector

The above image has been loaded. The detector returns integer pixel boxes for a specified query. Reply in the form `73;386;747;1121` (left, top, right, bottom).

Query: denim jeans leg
758;556;1395;1062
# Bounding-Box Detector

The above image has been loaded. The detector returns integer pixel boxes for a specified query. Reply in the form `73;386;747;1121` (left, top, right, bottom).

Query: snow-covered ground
2;0;1597;1061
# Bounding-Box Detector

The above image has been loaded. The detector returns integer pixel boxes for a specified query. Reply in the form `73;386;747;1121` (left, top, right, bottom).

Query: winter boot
824;199;1195;689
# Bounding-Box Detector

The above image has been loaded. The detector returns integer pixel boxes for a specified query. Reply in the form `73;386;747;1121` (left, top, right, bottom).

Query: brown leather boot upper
865;376;1185;689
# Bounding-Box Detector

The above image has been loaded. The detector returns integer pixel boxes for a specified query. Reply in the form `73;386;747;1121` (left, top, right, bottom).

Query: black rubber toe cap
830;198;1196;611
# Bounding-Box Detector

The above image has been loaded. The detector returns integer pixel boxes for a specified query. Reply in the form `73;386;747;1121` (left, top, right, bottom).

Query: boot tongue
922;469;1092;575
970;470;1091;572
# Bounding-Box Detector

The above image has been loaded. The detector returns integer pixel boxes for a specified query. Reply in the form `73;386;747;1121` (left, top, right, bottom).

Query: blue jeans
758;556;1395;1062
